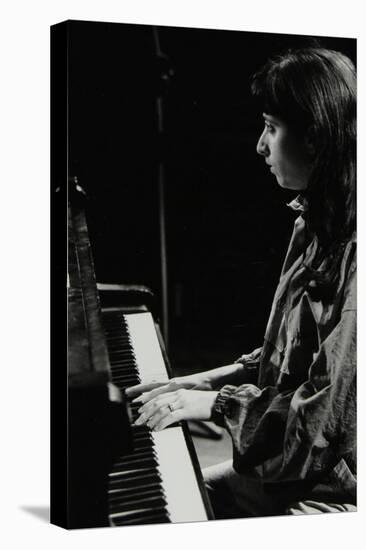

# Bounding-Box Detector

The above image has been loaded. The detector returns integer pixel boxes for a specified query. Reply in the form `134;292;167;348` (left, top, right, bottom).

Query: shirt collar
287;194;308;213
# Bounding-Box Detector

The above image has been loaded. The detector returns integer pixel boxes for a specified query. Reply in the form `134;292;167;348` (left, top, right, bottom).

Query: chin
277;177;302;191
276;177;287;189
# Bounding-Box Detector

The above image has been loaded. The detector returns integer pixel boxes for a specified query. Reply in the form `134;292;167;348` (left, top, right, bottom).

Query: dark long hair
251;48;356;300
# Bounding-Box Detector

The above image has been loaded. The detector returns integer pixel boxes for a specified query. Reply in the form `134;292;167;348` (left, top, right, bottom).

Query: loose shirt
216;207;356;506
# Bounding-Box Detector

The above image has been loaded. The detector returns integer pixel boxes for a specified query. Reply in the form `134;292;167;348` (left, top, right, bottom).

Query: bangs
250;53;310;133
251;60;287;117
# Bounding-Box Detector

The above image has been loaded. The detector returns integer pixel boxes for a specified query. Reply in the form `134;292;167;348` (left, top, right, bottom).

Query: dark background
68;21;356;372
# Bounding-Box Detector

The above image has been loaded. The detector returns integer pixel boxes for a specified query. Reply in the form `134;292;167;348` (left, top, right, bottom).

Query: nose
256;129;269;157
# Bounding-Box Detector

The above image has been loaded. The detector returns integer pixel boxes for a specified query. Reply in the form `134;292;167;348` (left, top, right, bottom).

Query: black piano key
110;358;136;367
111;373;138;383
111;379;139;387
111;457;159;472
114;450;158;465
108;482;163;502
111;369;138;377
109;351;135;360
130;445;156;455
109;348;132;356
113;375;139;384
104;319;128;326
104;326;126;333
106;332;131;339
106;332;128;338
110;504;168;520
108;342;134;351
129;409;141;421
111;375;140;384
110;365;137;374
110;361;137;369
111;507;170;525
113;382;139;390
109;466;160;482
104;327;127;335
112;449;155;465
118;513;170;525
113;458;159;472
111;367;138;376
109;476;162;495
110;471;161;489
110;370;137;377
131;437;153;449
104;312;126;320
132;430;153;443
108;342;133;349
109;495;167;514
132;425;152;435
130;440;154;453
105;334;131;342
104;328;126;335
105;329;128;336
113;385;139;394
109;352;134;360
109;472;163;490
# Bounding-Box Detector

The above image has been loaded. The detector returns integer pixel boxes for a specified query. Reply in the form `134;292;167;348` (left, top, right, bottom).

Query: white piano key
125;312;169;385
152;428;208;523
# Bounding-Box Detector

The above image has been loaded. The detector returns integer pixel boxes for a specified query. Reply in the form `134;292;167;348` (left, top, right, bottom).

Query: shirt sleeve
216;268;356;495
234;347;262;385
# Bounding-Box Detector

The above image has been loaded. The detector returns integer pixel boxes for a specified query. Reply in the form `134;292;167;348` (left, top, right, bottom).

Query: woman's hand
125;363;244;404
125;372;214;403
133;389;218;431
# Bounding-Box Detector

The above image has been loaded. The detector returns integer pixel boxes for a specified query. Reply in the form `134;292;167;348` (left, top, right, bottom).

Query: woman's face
256;113;312;191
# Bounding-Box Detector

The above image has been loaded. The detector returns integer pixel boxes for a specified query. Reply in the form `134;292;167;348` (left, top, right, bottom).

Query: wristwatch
212;385;236;425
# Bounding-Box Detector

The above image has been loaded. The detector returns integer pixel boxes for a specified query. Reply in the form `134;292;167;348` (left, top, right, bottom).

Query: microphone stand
152;26;174;349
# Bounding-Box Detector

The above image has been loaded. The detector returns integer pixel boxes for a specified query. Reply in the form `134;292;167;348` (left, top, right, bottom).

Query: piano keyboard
102;310;209;526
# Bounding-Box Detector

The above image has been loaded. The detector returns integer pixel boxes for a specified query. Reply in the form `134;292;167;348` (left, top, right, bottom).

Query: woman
126;48;357;518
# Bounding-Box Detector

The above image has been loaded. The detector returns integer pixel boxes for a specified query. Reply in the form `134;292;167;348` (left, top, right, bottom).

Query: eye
264;121;275;133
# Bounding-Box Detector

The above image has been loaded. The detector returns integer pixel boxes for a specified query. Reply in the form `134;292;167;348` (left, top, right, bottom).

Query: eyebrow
262;113;277;122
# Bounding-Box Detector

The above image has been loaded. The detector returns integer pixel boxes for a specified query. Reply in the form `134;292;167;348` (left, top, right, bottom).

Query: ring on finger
167;403;175;413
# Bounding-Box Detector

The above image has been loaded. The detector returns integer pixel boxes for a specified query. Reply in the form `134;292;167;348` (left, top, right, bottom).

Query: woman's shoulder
344;231;356;270
341;233;356;311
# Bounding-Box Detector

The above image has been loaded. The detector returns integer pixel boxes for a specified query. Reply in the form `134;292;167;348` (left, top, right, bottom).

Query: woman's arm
125;349;262;431
125;347;262;400
216;303;356;497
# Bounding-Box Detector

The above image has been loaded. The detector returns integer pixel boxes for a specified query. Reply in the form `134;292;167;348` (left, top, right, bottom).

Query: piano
51;179;213;529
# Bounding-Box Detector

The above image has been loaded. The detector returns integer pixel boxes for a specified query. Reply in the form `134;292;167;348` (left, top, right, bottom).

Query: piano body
50;179;213;528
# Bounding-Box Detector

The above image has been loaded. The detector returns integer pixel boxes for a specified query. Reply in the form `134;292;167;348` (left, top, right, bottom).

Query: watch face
224;399;236;419
215;388;235;419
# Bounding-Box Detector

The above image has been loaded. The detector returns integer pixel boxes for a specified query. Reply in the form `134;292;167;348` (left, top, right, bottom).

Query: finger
154;408;184;431
125;381;165;399
133;380;180;403
132;386;170;405
145;404;174;430
138;392;177;417
146;383;177;400
132;388;168;405
135;395;179;426
146;402;183;430
131;392;149;405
